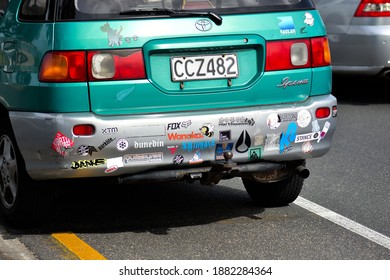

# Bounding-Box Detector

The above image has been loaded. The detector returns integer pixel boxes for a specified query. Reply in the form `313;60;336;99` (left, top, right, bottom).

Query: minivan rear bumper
10;94;337;180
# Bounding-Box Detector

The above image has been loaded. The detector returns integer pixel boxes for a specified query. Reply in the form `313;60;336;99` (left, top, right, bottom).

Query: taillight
39;51;86;82
265;37;331;71
311;37;331;67
88;49;146;81
355;0;390;17
39;49;146;82
316;107;331;119
73;124;95;136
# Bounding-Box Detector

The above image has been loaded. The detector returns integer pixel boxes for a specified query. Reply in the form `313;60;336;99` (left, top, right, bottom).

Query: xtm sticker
52;132;74;157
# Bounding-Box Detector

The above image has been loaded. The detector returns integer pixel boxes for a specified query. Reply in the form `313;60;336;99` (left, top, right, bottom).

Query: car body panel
0;0;336;181
313;0;390;77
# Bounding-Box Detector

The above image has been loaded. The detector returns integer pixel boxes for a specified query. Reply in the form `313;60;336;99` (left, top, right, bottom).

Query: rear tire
242;173;304;207
0;116;52;228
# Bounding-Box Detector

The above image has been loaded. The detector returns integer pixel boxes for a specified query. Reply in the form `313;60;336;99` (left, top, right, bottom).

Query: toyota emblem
195;19;213;31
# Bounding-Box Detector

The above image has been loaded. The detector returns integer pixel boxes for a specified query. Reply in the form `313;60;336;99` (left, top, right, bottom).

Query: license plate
170;53;239;82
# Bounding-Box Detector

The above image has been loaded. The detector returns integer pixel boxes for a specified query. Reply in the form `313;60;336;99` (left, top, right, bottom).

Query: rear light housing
355;0;390;17
39;49;146;82
316;107;331;119
73;124;95;136
265;36;331;71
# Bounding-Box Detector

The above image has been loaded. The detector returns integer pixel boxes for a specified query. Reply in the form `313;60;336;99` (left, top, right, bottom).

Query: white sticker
297;110;311;128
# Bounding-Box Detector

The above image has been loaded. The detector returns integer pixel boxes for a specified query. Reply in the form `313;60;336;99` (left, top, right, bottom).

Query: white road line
294;196;390;250
0;231;37;260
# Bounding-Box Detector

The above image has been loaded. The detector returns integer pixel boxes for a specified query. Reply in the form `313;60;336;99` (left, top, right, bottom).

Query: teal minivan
0;0;337;227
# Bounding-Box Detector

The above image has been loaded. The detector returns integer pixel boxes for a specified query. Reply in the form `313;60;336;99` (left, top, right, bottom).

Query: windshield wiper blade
120;8;222;26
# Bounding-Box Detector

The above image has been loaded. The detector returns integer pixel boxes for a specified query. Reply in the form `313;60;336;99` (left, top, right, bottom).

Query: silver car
314;0;390;79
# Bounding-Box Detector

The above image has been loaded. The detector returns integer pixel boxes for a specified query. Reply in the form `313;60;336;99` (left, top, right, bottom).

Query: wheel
242;173;304;207
0;116;52;228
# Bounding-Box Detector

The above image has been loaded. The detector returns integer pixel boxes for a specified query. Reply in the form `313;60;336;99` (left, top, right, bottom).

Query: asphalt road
1;75;389;260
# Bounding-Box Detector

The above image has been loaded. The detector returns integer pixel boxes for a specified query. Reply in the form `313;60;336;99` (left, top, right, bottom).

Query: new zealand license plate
170;53;239;82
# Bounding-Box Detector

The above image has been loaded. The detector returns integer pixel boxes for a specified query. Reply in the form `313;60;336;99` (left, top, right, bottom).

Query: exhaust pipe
381;70;390;79
295;165;310;179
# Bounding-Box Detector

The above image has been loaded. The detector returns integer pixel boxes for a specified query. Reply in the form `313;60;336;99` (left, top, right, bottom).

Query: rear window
58;0;315;20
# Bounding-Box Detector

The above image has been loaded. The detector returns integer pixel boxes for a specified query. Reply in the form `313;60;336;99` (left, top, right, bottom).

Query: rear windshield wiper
119;8;222;26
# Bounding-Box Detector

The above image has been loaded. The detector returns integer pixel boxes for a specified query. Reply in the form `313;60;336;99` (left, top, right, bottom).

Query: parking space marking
294;196;390;250
52;232;106;260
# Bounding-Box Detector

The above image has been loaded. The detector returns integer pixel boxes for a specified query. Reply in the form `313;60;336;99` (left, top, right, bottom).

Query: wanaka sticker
52;132;74;157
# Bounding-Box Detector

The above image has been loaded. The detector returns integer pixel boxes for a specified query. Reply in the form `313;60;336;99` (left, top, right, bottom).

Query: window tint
19;0;49;21
58;0;314;20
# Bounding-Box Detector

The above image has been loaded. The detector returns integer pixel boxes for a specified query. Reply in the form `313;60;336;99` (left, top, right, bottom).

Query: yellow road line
52;232;106;260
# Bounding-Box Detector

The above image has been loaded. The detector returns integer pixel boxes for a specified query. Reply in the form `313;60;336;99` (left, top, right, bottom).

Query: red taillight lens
311;37;331;67
355;0;390;17
316;107;331;119
73;124;95;136
39;51;87;82
266;39;311;71
265;37;330;71
88;49;146;81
